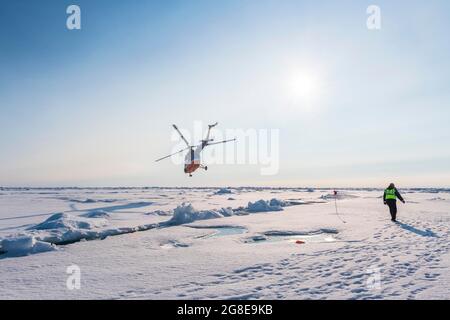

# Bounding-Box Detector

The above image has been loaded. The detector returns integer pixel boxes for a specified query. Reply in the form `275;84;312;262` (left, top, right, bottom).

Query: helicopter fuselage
184;161;201;174
184;145;202;175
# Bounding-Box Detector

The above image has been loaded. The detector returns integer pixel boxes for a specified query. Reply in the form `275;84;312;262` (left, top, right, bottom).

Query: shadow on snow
396;221;438;238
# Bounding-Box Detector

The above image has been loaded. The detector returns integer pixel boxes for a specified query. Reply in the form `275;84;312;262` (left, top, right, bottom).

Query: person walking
383;183;405;222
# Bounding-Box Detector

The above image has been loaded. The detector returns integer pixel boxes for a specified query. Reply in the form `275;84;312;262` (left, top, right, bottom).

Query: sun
287;72;319;101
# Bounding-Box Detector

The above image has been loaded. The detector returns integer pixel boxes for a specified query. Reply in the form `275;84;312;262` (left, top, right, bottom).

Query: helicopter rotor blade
205;138;236;147
155;146;190;162
172;124;190;147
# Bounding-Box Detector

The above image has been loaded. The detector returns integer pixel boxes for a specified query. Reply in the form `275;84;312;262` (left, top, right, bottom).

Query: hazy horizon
1;185;448;190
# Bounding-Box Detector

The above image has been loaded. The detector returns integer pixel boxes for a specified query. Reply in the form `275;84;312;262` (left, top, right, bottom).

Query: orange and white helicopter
155;123;236;177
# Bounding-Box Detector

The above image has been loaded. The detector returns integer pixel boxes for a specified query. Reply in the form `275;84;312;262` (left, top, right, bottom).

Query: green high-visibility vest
385;188;396;200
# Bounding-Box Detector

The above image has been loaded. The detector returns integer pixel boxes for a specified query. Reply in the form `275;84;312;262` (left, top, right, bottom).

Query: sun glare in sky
285;69;321;111
288;72;318;99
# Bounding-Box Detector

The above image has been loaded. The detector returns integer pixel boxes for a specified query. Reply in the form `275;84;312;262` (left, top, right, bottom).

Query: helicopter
155;123;236;177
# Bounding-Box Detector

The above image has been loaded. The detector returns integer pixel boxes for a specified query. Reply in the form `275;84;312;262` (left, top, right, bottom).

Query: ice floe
0;197;317;257
214;188;233;195
164;204;234;226
0;235;56;257
30;213;108;231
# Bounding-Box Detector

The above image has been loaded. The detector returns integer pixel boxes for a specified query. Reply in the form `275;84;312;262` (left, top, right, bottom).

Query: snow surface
0;187;449;299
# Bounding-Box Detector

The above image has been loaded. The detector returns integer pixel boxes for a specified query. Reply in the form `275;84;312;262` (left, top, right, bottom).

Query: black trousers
386;199;397;221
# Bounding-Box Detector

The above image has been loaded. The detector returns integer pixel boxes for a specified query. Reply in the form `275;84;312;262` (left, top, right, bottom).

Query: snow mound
428;197;446;201
0;236;56;257
163;198;292;226
82;210;110;218
160;240;190;249
146;210;172;216
320;193;358;200
20;212;113;245
165;204;234;226
247;199;285;213
66;198;118;204
215;188;233;195
269;198;288;207
29;213;108;231
76;198;96;203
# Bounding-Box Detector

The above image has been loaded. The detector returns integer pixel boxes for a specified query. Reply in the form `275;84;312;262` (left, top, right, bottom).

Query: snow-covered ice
1;235;55;257
215;188;233;195
0;187;449;299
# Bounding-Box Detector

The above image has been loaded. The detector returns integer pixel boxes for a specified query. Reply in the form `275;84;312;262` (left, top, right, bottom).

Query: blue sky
1;0;450;187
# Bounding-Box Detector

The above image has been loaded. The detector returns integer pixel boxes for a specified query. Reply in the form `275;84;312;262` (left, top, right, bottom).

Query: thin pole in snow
334;190;346;224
